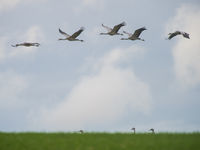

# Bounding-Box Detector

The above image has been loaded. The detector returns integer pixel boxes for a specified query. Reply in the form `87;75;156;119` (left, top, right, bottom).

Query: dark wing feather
133;27;147;38
168;31;181;40
112;22;126;33
59;28;70;37
70;27;85;39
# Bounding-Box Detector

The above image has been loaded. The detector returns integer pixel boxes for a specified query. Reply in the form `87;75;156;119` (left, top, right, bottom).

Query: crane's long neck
100;33;108;35
121;38;129;40
58;38;66;40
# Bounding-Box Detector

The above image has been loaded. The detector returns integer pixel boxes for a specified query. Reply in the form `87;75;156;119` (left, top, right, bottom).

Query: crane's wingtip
143;26;147;30
80;27;85;30
122;21;126;26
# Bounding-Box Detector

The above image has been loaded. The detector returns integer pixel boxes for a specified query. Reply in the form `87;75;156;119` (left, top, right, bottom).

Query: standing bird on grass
58;27;85;42
121;27;147;41
167;31;190;40
100;22;126;36
11;42;40;47
149;128;155;134
131;127;136;134
79;130;84;133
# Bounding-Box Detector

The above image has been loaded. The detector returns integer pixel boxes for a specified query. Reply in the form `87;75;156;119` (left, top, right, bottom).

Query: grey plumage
100;22;126;36
131;127;136;134
11;42;40;47
167;31;190;40
149;128;155;134
59;27;85;42
121;27;147;41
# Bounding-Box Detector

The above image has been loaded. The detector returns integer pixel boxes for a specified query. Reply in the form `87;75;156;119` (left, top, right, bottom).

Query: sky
0;0;200;132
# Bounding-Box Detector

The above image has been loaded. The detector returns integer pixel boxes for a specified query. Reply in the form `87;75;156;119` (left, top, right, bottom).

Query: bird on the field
131;127;136;134
79;130;84;133
100;22;126;36
11;42;40;47
167;31;190;40
121;27;147;41
58;27;85;42
149;128;155;134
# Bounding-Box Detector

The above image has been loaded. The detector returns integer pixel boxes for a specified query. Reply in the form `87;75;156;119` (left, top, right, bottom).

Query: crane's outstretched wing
102;24;112;32
132;27;147;38
59;28;70;37
168;31;181;40
112;22;126;33
70;27;85;39
123;31;132;37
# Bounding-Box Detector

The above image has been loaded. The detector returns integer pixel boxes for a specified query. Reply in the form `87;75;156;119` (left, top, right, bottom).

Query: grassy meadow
0;132;200;150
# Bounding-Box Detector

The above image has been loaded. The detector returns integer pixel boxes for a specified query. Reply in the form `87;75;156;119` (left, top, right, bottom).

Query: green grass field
0;132;200;150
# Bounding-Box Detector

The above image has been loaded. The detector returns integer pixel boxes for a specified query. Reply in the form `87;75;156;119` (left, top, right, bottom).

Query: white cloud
0;0;46;12
165;4;200;88
73;0;105;14
29;46;152;131
0;70;28;109
0;0;21;12
138;120;200;133
0;37;7;61
82;0;102;7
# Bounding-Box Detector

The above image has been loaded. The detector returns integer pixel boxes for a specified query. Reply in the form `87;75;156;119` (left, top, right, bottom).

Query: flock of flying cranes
10;22;190;133
11;21;190;47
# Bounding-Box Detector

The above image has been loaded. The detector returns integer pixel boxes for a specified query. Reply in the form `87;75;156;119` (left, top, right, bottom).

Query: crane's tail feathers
100;33;107;35
165;37;170;40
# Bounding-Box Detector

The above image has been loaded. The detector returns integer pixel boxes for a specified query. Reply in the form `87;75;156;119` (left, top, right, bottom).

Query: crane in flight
100;22;126;36
58;27;85;42
121;27;147;41
167;31;190;40
11;42;40;47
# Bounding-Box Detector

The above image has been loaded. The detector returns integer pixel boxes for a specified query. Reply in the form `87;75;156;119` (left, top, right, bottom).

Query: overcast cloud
165;4;200;88
0;0;200;132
